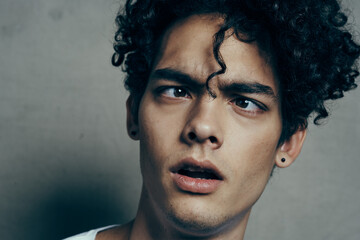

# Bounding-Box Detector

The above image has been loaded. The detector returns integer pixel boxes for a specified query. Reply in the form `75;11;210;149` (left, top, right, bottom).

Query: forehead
154;15;222;77
153;14;278;95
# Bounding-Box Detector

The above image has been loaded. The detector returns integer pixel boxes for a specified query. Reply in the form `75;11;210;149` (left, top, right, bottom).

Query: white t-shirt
63;225;119;240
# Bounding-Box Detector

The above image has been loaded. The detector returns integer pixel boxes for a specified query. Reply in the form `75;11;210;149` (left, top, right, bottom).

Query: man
66;0;360;239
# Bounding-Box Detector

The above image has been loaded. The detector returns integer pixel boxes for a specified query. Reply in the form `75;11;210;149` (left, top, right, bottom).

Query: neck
128;187;251;240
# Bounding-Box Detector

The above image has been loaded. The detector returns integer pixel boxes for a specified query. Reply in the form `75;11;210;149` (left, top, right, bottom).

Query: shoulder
63;225;120;240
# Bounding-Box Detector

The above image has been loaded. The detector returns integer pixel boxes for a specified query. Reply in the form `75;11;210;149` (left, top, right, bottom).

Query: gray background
0;0;359;239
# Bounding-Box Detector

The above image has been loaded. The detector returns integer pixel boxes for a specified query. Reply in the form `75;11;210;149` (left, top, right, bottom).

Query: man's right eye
160;87;191;98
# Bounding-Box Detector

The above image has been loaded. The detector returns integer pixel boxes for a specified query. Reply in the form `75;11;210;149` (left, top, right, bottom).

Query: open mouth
170;159;224;181
170;159;224;194
177;167;222;180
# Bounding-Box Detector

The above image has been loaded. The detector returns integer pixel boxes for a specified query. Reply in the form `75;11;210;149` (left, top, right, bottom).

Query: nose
181;99;224;150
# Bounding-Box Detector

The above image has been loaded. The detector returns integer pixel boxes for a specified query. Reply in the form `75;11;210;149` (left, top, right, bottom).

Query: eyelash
156;86;191;99
155;86;267;115
230;96;267;115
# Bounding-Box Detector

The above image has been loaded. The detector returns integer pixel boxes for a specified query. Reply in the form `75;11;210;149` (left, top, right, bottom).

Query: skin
98;14;306;240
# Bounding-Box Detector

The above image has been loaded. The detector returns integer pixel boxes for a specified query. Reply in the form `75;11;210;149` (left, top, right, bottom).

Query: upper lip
170;157;224;180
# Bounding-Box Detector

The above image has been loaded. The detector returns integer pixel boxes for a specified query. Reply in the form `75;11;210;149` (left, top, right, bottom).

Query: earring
281;158;286;163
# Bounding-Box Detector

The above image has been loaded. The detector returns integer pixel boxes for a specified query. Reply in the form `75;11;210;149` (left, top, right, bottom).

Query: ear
275;128;307;168
126;95;139;140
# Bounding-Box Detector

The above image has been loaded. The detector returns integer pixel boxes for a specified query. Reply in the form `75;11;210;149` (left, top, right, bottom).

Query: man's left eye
232;97;265;112
162;87;190;98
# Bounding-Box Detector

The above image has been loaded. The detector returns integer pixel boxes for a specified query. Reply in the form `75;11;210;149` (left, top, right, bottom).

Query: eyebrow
219;82;278;100
150;68;204;90
151;68;277;100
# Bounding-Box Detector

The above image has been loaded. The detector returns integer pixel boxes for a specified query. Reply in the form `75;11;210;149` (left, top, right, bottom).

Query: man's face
131;14;283;233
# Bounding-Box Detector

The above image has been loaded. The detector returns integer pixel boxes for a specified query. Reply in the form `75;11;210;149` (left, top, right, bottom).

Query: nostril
188;132;196;140
209;136;217;143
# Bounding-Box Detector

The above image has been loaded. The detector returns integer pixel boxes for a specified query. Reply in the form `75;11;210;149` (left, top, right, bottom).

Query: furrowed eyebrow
220;82;278;100
150;68;204;89
151;68;278;100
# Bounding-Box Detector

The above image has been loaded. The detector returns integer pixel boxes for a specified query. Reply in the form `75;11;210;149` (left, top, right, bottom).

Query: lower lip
171;173;223;194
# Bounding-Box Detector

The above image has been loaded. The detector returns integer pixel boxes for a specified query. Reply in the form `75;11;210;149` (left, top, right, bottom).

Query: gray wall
0;0;359;239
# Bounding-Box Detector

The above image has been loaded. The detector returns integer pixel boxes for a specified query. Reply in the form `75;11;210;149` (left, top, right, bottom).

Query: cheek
226;122;281;188
137;99;189;197
228;139;276;179
137;98;185;172
139;106;181;149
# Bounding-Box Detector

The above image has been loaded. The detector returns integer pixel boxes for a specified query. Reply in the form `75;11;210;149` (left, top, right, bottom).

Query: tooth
189;169;203;172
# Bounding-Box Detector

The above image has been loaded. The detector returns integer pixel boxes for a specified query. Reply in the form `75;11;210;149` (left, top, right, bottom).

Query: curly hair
112;0;360;142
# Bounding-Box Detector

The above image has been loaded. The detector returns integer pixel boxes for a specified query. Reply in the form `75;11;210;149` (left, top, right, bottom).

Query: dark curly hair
112;0;360;142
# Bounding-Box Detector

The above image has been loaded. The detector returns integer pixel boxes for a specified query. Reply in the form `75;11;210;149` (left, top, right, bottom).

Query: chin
167;211;226;236
163;200;241;237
